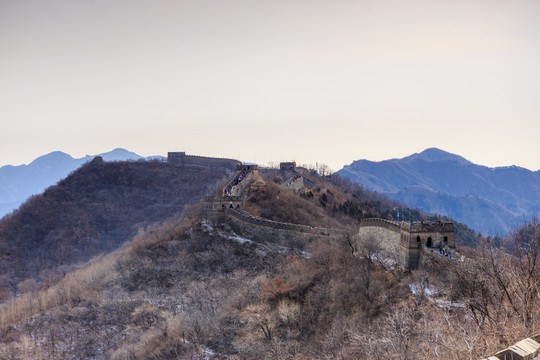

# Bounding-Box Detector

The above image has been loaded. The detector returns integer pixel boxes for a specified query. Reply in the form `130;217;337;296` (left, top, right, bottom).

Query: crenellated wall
167;152;240;170
354;219;409;267
222;208;346;249
196;157;457;270
355;218;456;269
358;218;402;233
223;165;259;197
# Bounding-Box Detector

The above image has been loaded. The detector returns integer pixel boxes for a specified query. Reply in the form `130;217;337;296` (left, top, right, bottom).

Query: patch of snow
200;220;214;234
435;298;464;308
409;284;437;297
218;230;254;244
409;284;463;308
371;253;397;267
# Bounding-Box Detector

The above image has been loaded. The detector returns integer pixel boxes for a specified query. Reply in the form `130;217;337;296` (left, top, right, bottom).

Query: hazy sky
2;0;540;171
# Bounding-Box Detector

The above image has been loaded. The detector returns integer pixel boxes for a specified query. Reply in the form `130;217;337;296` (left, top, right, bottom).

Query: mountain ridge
338;148;540;235
0;148;159;219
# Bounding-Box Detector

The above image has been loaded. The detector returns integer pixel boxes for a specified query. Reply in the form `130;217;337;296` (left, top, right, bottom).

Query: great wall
169;152;536;359
201;159;346;248
355;217;458;268
167;151;240;170
168;152;459;270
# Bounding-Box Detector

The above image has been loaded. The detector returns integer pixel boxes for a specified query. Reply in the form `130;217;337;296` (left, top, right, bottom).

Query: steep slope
0;148;153;219
338;148;540;235
0;168;514;359
0;157;234;297
0;168;415;359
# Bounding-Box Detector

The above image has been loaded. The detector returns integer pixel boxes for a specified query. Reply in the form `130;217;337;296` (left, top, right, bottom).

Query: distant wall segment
167;152;240;169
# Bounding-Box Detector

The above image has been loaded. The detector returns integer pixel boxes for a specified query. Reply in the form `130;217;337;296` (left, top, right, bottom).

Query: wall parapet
167;152;241;169
402;220;454;233
359;218;401;233
357;218;457;269
225;208;346;237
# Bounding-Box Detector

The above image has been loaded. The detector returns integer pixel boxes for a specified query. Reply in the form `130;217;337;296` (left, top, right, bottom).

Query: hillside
0;166;533;359
0;157;234;299
338;147;540;235
0;148;153;219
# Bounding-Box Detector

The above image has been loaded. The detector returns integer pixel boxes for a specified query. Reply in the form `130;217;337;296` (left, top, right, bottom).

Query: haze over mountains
0;148;158;219
338;148;540;235
3;147;539;235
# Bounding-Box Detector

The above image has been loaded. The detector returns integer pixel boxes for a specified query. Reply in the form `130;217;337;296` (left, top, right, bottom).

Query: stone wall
223;208;346;249
402;220;455;248
355;218;456;269
354;220;409;268
280;162;296;171
167;152;240;170
359;218;401;233
283;176;304;192
223;165;260;197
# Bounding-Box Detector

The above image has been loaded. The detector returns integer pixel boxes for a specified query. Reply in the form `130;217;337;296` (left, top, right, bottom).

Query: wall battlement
280;162;296;171
357;218;456;269
199;159;457;270
167;152;240;169
403;220;454;233
225;208;346;237
220;208;346;249
359;218;401;233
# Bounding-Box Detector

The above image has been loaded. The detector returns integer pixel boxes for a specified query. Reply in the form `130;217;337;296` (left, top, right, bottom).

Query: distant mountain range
338;148;540;235
0;148;162;219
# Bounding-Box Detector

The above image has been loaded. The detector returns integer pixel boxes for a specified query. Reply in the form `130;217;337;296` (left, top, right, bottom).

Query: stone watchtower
167;152;186;164
356;219;456;269
204;164;261;223
402;220;455;249
280;162;296;171
401;220;455;269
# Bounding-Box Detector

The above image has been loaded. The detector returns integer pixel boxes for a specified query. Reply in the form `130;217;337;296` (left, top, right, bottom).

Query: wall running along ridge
222;208;347;250
167;152;240;170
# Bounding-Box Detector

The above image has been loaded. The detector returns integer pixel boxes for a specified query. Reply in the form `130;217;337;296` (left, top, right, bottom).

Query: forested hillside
0;148;147;218
0;157;233;299
0;168;534;358
0;166;496;359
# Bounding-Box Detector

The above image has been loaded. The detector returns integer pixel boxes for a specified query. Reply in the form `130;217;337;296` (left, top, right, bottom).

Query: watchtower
356;219;456;269
280;162;296;171
238;164;259;177
402;220;455;249
167;152;185;163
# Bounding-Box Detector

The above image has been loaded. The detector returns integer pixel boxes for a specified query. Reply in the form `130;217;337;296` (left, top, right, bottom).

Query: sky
2;0;540;171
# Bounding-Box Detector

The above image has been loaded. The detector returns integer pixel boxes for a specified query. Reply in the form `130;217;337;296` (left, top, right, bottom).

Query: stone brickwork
222;208;346;249
167;152;240;169
355;218;456;269
199;158;457;270
354;219;409;268
205;163;262;222
283;175;304;192
223;164;260;197
402;220;455;249
226;208;345;237
280;162;296;171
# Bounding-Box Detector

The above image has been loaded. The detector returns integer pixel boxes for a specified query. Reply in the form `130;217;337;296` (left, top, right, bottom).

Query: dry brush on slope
0;165;528;359
0;159;233;299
